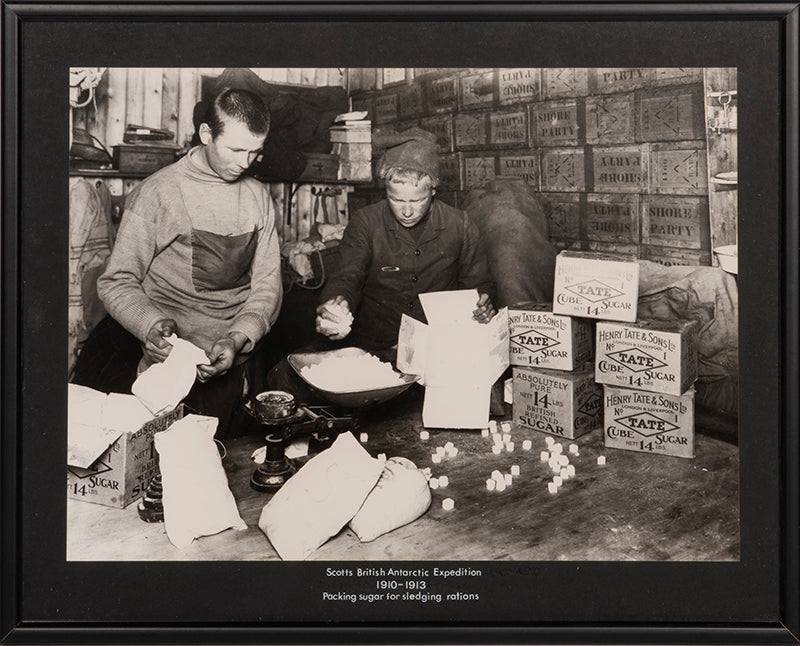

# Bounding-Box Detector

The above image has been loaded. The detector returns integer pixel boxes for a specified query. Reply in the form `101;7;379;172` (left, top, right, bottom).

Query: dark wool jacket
321;198;494;350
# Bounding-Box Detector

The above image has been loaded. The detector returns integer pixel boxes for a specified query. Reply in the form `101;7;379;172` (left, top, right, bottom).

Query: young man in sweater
74;88;283;437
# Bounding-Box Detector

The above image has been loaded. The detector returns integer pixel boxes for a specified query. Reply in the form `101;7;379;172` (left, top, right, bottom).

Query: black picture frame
2;2;798;644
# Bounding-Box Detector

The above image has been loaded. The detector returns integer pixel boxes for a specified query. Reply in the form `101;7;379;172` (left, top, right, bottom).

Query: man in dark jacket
316;128;495;350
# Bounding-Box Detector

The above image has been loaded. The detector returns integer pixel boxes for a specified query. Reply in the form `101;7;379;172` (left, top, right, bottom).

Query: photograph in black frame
2;3;798;645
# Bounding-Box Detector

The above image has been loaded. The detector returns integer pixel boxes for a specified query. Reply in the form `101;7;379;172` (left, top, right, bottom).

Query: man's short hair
382;166;438;190
206;88;270;138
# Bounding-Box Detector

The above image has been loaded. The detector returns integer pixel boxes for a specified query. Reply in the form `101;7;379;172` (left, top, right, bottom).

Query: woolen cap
375;127;439;181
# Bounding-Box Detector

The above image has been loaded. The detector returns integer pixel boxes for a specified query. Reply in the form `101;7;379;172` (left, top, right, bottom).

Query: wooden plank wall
71;68;348;245
72;67;346;149
702;68;738;259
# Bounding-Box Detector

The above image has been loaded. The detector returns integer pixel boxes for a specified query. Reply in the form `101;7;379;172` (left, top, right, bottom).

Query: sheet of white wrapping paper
132;335;208;416
348;457;431;542
258;432;384;560
422;383;492;429
154;414;246;549
68;384;121;468
418;289;479;325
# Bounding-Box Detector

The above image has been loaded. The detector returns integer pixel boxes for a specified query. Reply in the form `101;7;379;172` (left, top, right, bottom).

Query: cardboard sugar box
595;318;699;396
512;364;602;439
508;302;593;370
552;250;639;322
67;384;185;509
603;385;695;458
397;289;509;429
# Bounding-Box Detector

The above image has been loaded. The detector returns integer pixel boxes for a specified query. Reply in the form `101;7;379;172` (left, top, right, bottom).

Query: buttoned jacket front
321;198;493;349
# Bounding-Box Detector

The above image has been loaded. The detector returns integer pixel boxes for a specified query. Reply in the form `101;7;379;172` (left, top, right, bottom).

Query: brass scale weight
137;390;356;521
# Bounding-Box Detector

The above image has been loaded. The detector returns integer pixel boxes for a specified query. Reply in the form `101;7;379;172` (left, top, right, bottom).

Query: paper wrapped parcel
397;289;509;428
132;335;208;415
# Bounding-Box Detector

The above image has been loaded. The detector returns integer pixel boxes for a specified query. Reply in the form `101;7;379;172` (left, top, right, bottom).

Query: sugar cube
419;430;430;440
506;442;515;452
486;479;496;491
481;428;489;437
552;443;563;454
359;433;368;443
523;439;532;451
566;464;576;476
560;467;569;479
432;454;442;464
492;433;503;445
510;465;520;476
378;453;387;461
496;481;506;492
491;470;504;482
545;436;555;446
597;455;606;465
548;482;558;494
448;447;459;458
501;422;511;433
492;445;502;455
444;441;455;451
502;433;512;443
503;473;513;486
569;443;579;454
558;455;569;467
438;475;449;487
442;498;455;511
489;420;498;432
436;446;446;457
429;477;439;489
540;451;550;462
553;476;563;486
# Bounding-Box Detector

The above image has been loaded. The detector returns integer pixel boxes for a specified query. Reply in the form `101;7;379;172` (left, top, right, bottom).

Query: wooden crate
373;92;399;124
424;75;459;113
585;193;640;245
488;108;530;147
590;67;654;94
647;142;708;195
497;150;540;188
636;83;705;141
498;68;541;104
541;192;582;242
585;93;635;145
458;70;496;110
543;68;590;99
454;111;489;149
398;84;424;119
591;144;648;193
641;195;710;250
438;153;463;190
462;153;497;188
419;114;455;153
640;245;712;267
541;146;588;192
532;99;581;146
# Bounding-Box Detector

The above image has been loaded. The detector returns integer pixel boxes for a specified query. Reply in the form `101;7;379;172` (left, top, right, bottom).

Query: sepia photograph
3;6;797;643
66;66;741;563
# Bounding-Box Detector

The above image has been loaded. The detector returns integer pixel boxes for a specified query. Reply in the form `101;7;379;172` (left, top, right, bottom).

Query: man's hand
316;296;353;340
143;319;177;364
472;292;496;324
197;331;247;383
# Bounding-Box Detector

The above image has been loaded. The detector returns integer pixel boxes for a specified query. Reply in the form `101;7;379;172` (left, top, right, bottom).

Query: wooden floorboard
67;388;740;562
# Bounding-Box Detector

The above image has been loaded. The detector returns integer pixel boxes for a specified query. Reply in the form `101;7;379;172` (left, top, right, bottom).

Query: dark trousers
71;315;265;438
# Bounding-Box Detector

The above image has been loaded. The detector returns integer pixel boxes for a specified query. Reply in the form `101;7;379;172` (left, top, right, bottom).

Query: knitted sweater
97;147;283;356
